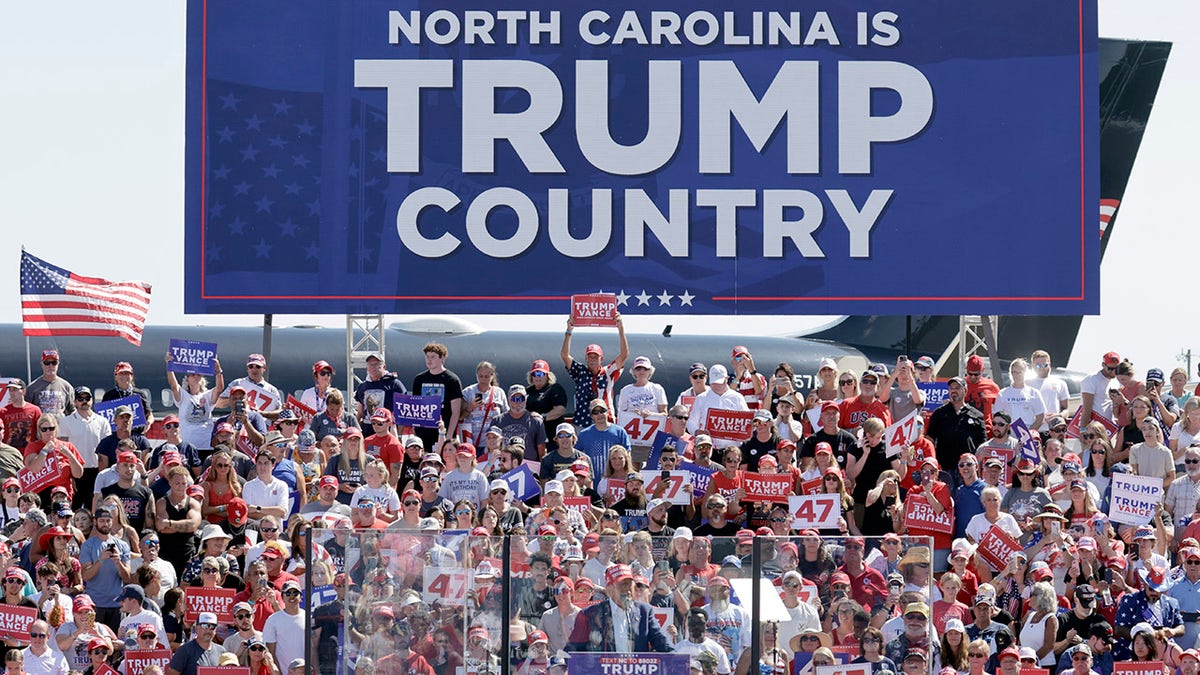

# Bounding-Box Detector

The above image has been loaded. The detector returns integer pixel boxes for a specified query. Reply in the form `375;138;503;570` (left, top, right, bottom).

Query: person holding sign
561;311;629;427
166;354;224;453
21;413;84;503
686;365;749;452
102;362;155;434
217;354;284;421
903;457;955;570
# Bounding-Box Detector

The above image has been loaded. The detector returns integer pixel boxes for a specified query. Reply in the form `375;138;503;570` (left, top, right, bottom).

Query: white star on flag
678;290;695;306
635;290;651;306
657;290;674;306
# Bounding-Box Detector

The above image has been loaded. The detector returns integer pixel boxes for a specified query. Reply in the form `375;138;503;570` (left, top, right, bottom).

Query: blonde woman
598;445;633;506
165;352;224;451
349;460;401;522
1018;581;1059;666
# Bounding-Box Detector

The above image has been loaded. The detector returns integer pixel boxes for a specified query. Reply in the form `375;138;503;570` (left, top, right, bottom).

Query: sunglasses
800;636;819;642
140;633;156;639
966;372;982;377
672;415;688;420
280;420;299;425
556;433;572;439
247;364;264;369
39;427;56;432
456;509;472;515
91;649;111;655
590;409;607;415
197;623;217;629
43;360;58;366
491;489;507;495
317;371;332;376
202;567;219;574
1187;460;1200;465
3;488;18;494
839;380;855;385
968;654;987;659
261;527;279;533
283;590;302;597
691;374;706;380
403;500;420;507
770;517;788;523
250;646;267;652
30;632;48;638
236;612;253;619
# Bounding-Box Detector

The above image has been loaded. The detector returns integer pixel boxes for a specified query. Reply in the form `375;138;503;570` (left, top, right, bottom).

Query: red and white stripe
22;277;152;346
1099;198;1120;238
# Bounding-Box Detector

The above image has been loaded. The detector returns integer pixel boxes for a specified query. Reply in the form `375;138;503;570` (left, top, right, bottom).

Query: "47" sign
422;568;470;605
641;470;692;505
620;412;665;446
788;494;841;530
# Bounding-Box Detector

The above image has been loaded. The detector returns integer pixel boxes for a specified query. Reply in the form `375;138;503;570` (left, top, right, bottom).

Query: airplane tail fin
803;39;1171;365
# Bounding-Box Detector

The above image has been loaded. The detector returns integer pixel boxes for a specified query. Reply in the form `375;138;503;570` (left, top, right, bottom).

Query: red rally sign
742;472;794;503
976;524;1023;572
0;604;36;641
903;493;953;535
570;293;618;327
185;586;236;623
703;409;754;442
18;452;65;494
124;650;173;675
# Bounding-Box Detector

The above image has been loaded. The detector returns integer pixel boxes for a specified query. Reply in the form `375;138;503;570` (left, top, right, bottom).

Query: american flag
20;250;152;346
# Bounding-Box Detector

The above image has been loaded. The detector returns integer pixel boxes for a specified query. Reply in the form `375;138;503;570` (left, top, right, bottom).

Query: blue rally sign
186;1;1098;316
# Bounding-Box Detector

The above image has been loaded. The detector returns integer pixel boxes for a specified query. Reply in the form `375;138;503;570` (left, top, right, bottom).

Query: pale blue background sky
0;2;1194;374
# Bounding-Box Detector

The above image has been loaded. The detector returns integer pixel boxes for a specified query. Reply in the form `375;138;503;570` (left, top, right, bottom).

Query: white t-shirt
242;476;291;514
262;608;306;666
687;388;749;449
119;608;168;647
58;411;111;468
1130;442;1174;482
1079;371;1117;421
618;382;668;416
461;384;508;444
349;484;401;512
965;512;1023;543
24;647;69;675
994;385;1046;428
1027;375;1070;423
1171;421;1200;450
175;389;216;450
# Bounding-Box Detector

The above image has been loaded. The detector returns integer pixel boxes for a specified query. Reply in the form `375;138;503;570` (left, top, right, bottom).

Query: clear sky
0;1;1194;375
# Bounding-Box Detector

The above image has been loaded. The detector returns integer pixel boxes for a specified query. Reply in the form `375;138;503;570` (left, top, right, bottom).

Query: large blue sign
185;1;1098;316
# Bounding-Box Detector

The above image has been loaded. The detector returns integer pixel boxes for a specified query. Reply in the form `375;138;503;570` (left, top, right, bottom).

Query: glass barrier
308;527;943;675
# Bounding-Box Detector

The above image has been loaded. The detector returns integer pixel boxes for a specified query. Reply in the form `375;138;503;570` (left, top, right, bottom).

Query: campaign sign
644;431;682;470
652;607;673;630
800;478;822;496
186;2;1098;317
93;395;148;432
917;383;949;412
568;652;689;675
794;651;852;675
422;567;470;605
620;411;665;447
984;446;1015;485
976;524;1023;572
393;394;441;428
679;461;714;499
1109;473;1164;526
884;409;920;457
0;604;36;640
198;668;251;675
502;464;542;501
168;339;218;376
742;472;794;503
903;493;953;535
788;494;841;530
1114;663;1166;675
93;666;120;675
563;496;591;518
816;663;871;675
1019;669;1050;675
124;650;173;675
303;584;338;610
704;409;754;442
571;293;618;327
605;482;627;505
285;395;317;430
17;452;64;494
1065;408;1119;439
1011;418;1041;465
642;469;692;505
185;586;236;623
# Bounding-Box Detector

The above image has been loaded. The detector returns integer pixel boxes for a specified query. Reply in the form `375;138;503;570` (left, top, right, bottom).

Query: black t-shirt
354;374;408;422
101;482;155;531
95;433;152;466
852;440;894;502
412;370;464;424
693;520;741;559
800;428;862;470
1055;608;1108;641
740;435;778;472
526;383;569;449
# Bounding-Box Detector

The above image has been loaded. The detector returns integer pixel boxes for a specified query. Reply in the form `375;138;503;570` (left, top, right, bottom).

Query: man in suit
566;564;673;653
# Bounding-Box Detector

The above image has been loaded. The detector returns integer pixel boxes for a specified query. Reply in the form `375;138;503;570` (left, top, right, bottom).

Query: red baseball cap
815;442;833;455
1103;351;1121;366
319;475;339;489
776;439;796;451
114;361;133;374
162;414;179;425
227;498;248;527
117;451;139;465
966;355;985;372
820;402;839;414
731;346;749;358
531;360;551;373
585;344;603;357
830;572;851;586
312;360;334;375
605;564;634;586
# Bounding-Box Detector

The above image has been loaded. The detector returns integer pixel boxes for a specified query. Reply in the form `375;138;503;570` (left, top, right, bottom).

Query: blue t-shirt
954;479;987;539
575;423;632;489
79;535;132;608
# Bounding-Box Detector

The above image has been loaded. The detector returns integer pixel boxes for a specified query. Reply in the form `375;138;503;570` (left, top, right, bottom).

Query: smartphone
661;470;670;481
1050;521;1060;536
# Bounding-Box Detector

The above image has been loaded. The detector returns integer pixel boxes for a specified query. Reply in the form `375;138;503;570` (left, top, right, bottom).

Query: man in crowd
575;399;631;486
561;313;630;426
58;386;110;508
839;368;892;432
1;380;42;450
412;342;464;450
264;579;306;668
95;406;151;470
217;353;283;420
540;423;587;481
926;377;986;477
354;352;409;425
964;354;1000;433
167;611;225;675
799;403;859;473
1055;622;1112;675
80;505;133;631
496;386;547;458
686;365;748;452
25;349;73;419
1079;352;1120;426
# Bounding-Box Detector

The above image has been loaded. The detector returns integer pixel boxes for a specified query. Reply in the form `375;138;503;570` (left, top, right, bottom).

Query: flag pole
24;336;31;384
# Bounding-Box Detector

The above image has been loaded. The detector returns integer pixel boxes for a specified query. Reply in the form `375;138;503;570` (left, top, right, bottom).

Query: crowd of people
1;324;1200;675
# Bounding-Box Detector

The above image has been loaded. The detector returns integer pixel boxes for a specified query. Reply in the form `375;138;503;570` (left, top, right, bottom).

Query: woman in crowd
56;595;117;672
201;448;242;526
451;500;476;530
836;370;859;402
735;622;790;675
1115;394;1154;454
300;360;336;415
1018;581;1059;666
992;551;1032;622
851;626;896;675
965;487;1022;543
1172;398;1200;462
1082;430;1114;499
1063;478;1101;528
462;361;508;445
796;531;837;606
939;619;969;673
99;494;142;555
819;468;860;536
767;362;798;416
1170;367;1193;408
599;446;634;504
165;353;224;451
35;526;81;593
525;359;569;450
1000;459;1052;543
241;635;281;675
325;429;366;505
965;639;992;675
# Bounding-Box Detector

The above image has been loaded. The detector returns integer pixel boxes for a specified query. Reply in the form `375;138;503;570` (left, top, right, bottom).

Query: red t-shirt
710;470;746;517
838;398;892;431
21;440;82;498
966;379;1000;433
1;403;42;450
365;433;404;467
